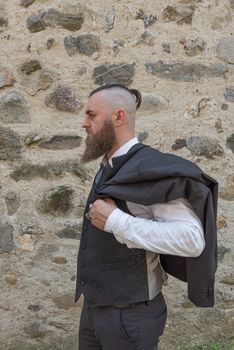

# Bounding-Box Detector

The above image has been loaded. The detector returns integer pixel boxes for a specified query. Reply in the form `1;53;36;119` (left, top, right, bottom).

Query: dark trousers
79;292;167;350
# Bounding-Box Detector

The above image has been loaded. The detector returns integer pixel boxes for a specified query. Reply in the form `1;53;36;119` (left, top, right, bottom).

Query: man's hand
89;198;117;231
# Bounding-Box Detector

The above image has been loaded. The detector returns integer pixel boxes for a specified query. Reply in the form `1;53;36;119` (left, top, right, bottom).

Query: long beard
81;119;116;163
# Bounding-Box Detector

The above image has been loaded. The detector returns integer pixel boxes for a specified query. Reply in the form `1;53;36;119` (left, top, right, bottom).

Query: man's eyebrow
85;109;95;115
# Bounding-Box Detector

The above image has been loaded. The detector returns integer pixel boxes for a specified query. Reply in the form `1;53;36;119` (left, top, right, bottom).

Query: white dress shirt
103;138;205;299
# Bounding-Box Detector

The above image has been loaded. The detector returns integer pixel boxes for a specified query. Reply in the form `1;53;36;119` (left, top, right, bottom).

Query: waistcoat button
81;280;85;286
82;243;86;249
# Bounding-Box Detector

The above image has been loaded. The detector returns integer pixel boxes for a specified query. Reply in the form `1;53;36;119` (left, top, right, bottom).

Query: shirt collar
106;137;139;167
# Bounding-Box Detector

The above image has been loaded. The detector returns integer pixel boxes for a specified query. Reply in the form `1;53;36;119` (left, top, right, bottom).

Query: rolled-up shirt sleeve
104;199;205;258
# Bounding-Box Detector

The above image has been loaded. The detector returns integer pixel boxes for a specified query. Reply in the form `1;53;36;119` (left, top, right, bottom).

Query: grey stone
27;304;41;312
27;9;84;33
20;60;41;74
20;68;55;96
215;119;223;133
64;34;101;57
93;63;135;86
24;133;41;145
27;13;46;33
224;86;234;102
172;139;186;150
145;61;229;81
136;31;155;46
217;37;234;64
5;191;20;215
56;224;82;240
0;17;7;27
112;40;124;57
183;37;206;56
0;224;14;253
221;103;228;111
44;86;81;113
0;67;15;88
138;131;149;143
162;5;195;24
135;9;157;28
23;322;46;338
140;93;169;113
218;244;231;262
21;0;35;7
227;134;234;153
104;8;116;32
46;37;55;49
220;274;234;285
0;127;21;161
20;223;44;235
38;135;82;150
186;136;224;158
10;160;88;181
37;185;74;216
161;42;171;53
230;0;234;8
219;174;234;201
0;91;30;123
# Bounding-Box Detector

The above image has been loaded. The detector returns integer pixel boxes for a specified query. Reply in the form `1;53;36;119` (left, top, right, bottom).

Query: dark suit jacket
95;143;218;307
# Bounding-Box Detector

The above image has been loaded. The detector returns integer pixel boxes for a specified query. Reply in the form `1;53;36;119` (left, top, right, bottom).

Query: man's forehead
86;91;108;109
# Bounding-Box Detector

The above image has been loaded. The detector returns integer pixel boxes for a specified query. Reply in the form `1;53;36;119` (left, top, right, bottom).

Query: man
75;84;218;350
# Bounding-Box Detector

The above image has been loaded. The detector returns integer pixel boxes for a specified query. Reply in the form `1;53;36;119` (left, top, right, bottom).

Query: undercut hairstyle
89;84;142;110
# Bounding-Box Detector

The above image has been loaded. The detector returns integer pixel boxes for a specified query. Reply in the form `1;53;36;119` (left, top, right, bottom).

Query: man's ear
114;109;125;126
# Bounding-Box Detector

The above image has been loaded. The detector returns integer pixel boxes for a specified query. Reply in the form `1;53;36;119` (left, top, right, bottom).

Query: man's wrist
104;208;125;233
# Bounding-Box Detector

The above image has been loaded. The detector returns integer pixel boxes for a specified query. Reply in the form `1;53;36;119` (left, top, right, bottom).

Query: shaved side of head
89;84;142;127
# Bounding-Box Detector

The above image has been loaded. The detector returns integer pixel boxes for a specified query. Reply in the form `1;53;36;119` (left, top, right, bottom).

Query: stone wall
0;0;233;349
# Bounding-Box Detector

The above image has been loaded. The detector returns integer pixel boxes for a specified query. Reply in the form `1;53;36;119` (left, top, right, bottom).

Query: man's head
81;84;142;163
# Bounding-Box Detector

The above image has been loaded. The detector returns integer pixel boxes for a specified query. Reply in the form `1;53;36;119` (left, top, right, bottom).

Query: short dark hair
89;83;142;110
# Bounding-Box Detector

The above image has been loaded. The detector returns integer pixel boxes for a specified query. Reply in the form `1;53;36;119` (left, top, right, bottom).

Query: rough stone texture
20;68;55;96
139;93;169;113
27;9;84;33
172;138;186;150
186;136;224;157
20;60;42;75
56;224;82;240
137;131;149;143
52;294;78;310
162;5;195;24
183;37;206;56
93;63;135;86
220;174;234;201
0;91;30;123
5;191;20;215
10;160;88;181
44;86;81;113
145;61;229;81
0;127;21;160
37;135;82;150
64;34;101;57
217;37;234;64
184;97;210;118
0;224;14;253
224;86;234;102
0;67;15;88
0;0;234;349
135;9;157;28
226;134;234;153
37;186;74;216
21;0;35;7
104;8;116;32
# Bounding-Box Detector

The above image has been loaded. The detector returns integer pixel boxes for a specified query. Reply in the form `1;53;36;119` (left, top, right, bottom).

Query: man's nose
82;117;90;129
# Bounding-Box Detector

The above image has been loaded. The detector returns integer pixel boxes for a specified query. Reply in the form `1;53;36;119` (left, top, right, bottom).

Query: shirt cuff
104;208;126;233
